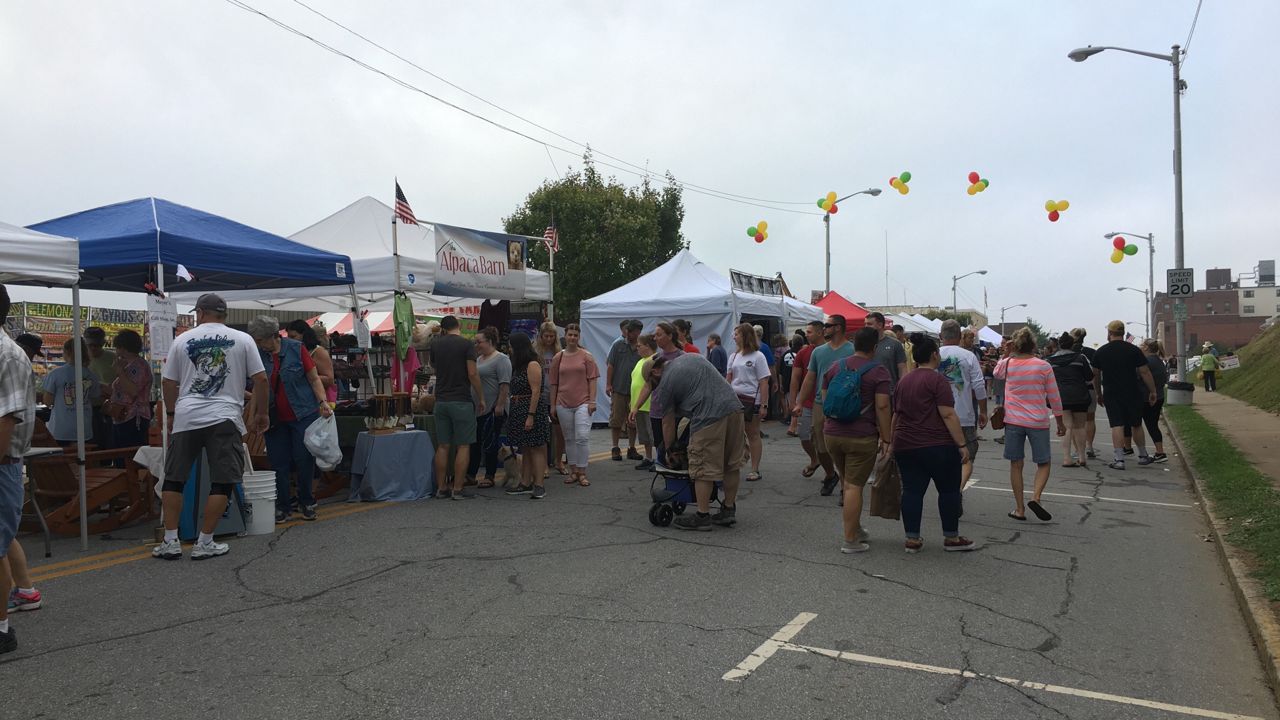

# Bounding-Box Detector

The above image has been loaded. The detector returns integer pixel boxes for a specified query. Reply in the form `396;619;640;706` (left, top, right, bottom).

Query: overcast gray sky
3;0;1275;337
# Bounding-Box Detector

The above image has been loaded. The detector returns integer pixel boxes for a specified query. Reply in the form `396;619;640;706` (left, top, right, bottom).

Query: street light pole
1117;287;1151;337
1070;43;1187;379
951;269;988;317
823;188;881;294
999;303;1027;332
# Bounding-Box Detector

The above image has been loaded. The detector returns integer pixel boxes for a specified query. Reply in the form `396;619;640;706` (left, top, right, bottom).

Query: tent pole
72;285;88;551
547;244;555;325
392;216;402;294
158;263;169;487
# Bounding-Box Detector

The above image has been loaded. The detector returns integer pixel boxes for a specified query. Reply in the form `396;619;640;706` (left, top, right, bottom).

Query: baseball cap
194;293;227;314
1106;320;1125;335
15;333;44;357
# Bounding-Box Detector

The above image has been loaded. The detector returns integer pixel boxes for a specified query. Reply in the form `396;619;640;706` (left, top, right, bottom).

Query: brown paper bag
870;452;902;520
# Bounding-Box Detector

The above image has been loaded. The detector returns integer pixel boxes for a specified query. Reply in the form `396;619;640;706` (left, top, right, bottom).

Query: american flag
394;181;418;225
542;224;559;253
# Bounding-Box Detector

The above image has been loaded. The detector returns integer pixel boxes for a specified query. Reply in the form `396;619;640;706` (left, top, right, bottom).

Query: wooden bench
24;447;151;536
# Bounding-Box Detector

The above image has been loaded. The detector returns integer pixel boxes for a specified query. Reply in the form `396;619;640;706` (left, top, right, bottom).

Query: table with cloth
348;430;434;501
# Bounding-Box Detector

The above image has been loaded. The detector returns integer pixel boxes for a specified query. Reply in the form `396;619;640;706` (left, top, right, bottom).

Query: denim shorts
1003;424;1051;465
0;463;24;555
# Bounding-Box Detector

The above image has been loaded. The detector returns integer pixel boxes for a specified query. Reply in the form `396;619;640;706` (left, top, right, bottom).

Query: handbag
990;405;1006;430
870;452;901;520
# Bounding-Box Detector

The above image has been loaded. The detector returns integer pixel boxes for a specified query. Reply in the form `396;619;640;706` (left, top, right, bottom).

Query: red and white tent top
813;291;869;330
311;302;482;334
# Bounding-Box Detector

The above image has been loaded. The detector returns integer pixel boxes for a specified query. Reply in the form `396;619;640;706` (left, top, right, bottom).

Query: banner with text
432;223;528;299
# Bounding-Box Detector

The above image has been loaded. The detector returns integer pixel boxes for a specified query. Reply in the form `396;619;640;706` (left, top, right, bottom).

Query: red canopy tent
814;291;869;331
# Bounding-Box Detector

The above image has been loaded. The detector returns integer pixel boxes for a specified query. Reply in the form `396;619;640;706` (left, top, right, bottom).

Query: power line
221;0;819;214
1183;0;1205;58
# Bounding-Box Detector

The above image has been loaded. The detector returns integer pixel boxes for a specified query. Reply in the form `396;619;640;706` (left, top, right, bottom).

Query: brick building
1153;264;1275;356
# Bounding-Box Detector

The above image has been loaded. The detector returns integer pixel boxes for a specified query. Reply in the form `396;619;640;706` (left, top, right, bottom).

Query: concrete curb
1165;412;1280;701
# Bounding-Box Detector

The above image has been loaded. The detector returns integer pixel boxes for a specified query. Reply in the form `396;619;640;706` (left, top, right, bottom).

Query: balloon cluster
746;220;769;244
816;191;839;214
889;171;912;195
966;171;990;196
1044;199;1070;222
1110;237;1139;263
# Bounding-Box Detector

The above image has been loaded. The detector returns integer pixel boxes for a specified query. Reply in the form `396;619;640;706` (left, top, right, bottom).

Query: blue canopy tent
29;197;354;292
27;198;360;549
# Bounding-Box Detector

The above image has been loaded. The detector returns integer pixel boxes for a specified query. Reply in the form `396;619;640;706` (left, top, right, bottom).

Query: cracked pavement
1;426;1275;719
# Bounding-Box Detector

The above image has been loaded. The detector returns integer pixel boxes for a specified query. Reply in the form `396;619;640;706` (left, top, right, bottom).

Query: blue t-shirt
759;341;775;367
808;341;856;402
43;364;100;442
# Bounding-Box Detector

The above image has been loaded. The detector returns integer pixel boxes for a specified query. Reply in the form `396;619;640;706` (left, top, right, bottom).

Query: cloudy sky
3;0;1275;337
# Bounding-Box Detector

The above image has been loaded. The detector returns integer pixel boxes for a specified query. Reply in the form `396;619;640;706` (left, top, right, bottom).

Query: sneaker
1087;448;1098;459
626;447;643;461
8;588;42;612
1137;456;1155;467
820;475;839;496
452;490;475;500
190;540;230;560
904;538;924;554
1107;460;1125;470
858;527;870;542
711;506;737;527
435;489;453;500
0;626;15;654
673;513;712;531
531;486;546;500
1153;453;1169;463
275;510;290;524
841;540;870;554
1123;448;1135;456
152;539;183;560
944;536;979;552
994;436;1005;445
300;505;317;521
506;484;533;495
635;458;655;471
611;447;623;461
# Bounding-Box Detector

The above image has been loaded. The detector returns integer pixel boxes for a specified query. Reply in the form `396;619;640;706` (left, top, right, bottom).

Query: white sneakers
151;538;230;560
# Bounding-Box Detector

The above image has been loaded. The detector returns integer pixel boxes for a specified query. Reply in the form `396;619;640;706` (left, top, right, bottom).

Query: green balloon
899;171;912;183
816;199;826;209
747;226;758;237
1124;244;1139;255
980;178;990;187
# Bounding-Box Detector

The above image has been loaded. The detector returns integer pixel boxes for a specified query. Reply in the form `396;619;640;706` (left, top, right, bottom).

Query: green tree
503;152;687;324
1024;316;1052;346
922;309;973;326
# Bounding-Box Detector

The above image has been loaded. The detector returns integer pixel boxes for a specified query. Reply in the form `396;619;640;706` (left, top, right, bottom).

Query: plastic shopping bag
304;414;343;471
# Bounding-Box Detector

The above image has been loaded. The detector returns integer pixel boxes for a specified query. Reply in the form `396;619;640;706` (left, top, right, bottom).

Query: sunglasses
822;323;843;329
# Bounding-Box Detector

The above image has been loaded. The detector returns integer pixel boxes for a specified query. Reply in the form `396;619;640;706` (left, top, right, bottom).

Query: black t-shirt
1092;340;1146;398
432;333;478;403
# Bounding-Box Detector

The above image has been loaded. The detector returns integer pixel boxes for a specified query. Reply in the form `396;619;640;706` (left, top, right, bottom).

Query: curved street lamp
999;302;1027;331
1117;286;1151;338
822;188;881;294
951;269;987;317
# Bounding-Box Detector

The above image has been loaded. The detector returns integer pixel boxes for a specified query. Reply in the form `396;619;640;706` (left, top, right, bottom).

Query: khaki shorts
824;434;878;487
962;426;979;460
688;413;745;482
635;410;652;446
609;392;631;429
812;402;829;455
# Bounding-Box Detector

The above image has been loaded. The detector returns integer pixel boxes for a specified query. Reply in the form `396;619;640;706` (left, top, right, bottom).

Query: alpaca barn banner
431;222;528;299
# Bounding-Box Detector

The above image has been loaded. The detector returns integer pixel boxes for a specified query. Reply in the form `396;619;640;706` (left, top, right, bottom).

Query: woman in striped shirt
994;328;1066;521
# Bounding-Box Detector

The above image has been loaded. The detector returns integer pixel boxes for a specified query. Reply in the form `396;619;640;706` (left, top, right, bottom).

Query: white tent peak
291;195;432;260
0;220;79;286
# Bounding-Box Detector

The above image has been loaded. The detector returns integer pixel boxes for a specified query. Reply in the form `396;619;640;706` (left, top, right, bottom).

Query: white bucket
245;496;276;535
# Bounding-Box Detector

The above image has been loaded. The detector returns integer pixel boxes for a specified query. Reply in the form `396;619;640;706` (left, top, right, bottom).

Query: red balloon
1048;210;1060;222
968;171;980;184
828;203;838;214
1112;237;1126;250
890;176;898;186
754;235;765;243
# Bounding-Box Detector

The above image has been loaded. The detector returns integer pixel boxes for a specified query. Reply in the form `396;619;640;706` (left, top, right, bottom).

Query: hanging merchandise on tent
391;291;420;392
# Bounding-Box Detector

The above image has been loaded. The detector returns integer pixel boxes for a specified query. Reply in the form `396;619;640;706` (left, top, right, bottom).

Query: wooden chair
24;448;151;536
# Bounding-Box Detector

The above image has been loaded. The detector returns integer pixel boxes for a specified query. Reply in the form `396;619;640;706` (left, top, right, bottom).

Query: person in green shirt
1200;343;1218;392
629;334;657;470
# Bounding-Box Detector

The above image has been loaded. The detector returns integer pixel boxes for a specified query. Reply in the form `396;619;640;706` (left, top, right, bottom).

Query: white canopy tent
579;249;821;422
977;325;1003;344
182;196;551;312
887;313;938;336
1;221;88;549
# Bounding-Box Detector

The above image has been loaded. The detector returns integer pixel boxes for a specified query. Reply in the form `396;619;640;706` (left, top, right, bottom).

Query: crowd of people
0;278;1183;654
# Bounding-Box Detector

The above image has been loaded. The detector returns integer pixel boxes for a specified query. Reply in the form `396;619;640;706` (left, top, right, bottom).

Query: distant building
1153;263;1275;355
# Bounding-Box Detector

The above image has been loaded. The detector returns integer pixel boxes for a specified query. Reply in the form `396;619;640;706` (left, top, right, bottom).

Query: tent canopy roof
0;221;79;286
814;291;869;321
28;197;354;293
581;249;788;319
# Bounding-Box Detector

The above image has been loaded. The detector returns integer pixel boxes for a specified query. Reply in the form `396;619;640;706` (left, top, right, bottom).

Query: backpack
1047;352;1091;407
823;358;880;423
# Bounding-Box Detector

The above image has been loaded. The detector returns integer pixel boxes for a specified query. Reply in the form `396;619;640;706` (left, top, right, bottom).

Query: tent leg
349;287;376;397
72;285;88;551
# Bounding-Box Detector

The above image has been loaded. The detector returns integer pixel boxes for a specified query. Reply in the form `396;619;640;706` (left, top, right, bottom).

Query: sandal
801;463;819;478
564;472;577;484
477;480;495;489
1028;501;1052;521
578;476;590;487
1008;512;1027;521
555;463;569;476
746;471;762;482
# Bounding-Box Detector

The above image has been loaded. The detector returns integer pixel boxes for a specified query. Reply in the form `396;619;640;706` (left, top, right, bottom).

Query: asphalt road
1;423;1275;720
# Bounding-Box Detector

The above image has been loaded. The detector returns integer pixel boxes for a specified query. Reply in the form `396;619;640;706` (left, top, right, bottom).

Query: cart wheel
648;503;663;526
657;505;675;527
672;502;687;515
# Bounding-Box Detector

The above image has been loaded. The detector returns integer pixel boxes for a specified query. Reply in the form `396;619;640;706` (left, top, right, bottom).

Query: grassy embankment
1216;323;1280;414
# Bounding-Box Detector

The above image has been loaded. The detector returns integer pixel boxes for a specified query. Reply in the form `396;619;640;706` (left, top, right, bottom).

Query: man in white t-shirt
152;294;268;562
938;320;988;485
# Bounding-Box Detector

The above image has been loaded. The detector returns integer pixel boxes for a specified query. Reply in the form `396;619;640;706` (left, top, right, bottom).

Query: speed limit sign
1167;268;1194;298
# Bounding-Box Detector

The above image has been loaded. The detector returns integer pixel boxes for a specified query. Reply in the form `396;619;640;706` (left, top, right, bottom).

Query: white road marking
721;612;817;681
779;642;1261;720
968;486;1193;509
962;478;979;491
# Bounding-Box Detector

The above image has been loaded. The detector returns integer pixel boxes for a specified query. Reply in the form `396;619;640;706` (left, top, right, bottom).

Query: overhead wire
1183;0;1205;58
221;0;820;215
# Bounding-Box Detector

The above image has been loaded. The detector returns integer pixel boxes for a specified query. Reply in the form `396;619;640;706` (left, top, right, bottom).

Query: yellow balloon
1044;200;1056;212
821;199;831;210
967;185;978;196
1111;250;1124;263
757;220;768;231
900;184;910;195
826;191;837;204
763;231;769;240
1057;200;1070;212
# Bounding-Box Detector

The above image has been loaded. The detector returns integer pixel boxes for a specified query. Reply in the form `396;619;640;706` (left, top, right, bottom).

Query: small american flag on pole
394;180;418;225
542;224;559;253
